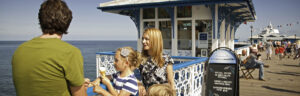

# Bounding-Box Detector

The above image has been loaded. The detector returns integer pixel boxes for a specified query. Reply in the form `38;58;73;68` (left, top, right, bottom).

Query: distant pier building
249;23;300;44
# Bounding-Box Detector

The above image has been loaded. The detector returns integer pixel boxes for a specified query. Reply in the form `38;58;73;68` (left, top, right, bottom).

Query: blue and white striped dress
112;72;138;96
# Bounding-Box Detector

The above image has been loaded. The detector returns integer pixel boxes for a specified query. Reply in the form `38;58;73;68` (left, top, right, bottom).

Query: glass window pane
144;21;155;29
158;8;170;18
195;20;212;39
177;6;192;18
177;20;192;50
159;21;172;49
143;8;155;19
196;20;212;33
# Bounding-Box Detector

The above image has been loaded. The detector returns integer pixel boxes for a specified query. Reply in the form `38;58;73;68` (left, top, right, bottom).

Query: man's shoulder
52;40;80;52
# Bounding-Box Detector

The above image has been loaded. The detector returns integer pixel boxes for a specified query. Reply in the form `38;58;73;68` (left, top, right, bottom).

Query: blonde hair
116;47;142;68
142;28;165;67
147;84;176;96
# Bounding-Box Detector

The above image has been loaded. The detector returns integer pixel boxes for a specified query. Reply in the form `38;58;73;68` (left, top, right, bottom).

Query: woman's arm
166;63;175;90
137;80;146;96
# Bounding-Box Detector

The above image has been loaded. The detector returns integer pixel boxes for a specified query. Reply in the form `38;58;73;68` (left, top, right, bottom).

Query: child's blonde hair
147;84;176;96
116;47;142;68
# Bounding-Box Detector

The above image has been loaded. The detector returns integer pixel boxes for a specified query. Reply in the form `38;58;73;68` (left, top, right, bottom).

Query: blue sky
0;0;299;41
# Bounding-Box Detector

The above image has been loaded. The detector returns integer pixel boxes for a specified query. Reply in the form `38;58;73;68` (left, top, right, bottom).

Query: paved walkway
240;51;300;96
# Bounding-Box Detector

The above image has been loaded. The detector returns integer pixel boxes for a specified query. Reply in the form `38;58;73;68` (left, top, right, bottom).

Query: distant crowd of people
239;39;300;81
257;40;300;61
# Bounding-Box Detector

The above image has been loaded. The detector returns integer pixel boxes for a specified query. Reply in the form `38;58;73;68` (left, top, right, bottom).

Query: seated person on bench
241;49;268;81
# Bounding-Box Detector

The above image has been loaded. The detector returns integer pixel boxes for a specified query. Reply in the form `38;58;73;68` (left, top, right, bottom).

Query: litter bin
205;47;239;96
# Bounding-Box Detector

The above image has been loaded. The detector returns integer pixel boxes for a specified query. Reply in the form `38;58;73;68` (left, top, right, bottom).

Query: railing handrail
97;52;202;59
234;45;251;50
173;57;207;70
171;56;202;59
96;52;115;55
96;51;207;71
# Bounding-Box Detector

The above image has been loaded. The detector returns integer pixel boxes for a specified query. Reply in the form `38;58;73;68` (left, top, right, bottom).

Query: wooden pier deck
239;51;300;96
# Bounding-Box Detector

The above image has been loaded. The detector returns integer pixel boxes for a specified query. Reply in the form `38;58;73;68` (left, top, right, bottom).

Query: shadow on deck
261;86;300;94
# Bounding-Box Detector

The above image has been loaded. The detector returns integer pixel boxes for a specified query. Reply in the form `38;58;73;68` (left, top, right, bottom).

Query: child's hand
91;77;101;87
92;83;103;93
101;76;111;86
84;78;91;89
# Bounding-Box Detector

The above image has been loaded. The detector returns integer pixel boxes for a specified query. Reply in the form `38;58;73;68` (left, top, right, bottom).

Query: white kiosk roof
98;0;256;21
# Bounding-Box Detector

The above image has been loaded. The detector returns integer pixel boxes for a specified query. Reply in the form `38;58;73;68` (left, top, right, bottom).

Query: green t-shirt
12;37;84;96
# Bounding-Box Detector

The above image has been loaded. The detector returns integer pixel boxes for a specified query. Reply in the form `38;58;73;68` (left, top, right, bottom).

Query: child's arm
93;86;131;96
89;78;101;87
96;77;134;96
118;90;131;96
101;76;118;96
92;83;113;96
88;74;112;87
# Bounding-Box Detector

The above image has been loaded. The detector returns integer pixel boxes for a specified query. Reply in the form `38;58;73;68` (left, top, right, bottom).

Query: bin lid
208;49;237;64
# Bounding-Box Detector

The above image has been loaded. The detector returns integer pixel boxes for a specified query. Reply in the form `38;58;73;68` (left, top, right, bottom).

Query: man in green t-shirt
12;0;87;96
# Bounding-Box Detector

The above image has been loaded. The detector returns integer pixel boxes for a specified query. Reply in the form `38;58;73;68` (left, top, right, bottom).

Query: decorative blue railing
87;52;207;96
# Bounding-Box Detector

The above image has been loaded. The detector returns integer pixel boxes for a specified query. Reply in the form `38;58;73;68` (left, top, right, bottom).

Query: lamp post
250;25;253;45
295;34;297;43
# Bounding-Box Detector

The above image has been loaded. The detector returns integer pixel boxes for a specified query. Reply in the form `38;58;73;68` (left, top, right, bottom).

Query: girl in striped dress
93;47;142;96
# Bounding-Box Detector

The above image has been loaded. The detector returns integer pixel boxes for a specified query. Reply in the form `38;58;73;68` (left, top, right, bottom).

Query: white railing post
96;54;100;78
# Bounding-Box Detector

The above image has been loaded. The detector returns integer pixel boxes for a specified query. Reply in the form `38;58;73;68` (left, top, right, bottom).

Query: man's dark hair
38;0;72;35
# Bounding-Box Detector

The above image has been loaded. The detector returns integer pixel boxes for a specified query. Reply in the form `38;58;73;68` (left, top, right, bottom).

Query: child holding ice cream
92;47;142;96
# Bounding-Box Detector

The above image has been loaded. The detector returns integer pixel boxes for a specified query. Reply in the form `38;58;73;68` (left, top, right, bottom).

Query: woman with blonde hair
138;28;175;95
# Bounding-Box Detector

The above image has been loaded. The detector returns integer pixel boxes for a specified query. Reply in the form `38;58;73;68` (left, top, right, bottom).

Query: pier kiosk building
98;0;256;57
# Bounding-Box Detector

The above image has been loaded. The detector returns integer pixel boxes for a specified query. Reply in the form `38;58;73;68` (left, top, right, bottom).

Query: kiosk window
158;8;170;19
177;20;192;50
177;6;192;18
143;8;155;19
159;21;172;49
